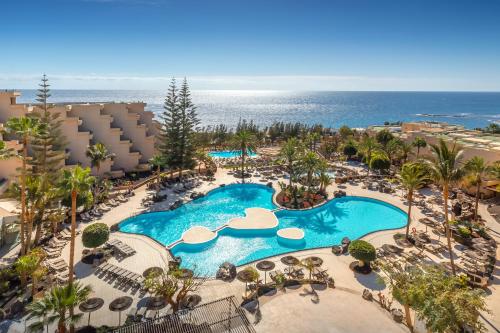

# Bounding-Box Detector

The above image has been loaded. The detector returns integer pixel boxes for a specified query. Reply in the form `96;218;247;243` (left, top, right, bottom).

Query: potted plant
348;240;376;274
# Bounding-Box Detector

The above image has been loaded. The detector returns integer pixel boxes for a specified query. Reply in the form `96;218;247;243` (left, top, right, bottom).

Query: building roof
113;296;255;333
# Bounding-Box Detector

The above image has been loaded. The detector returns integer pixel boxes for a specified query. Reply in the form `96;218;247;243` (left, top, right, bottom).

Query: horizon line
7;88;500;93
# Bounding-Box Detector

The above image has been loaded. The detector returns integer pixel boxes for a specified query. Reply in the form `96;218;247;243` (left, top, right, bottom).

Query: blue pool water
119;184;275;246
208;150;258;158
119;184;407;276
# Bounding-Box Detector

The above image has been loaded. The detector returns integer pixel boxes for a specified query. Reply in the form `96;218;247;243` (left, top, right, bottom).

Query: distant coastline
14;89;500;129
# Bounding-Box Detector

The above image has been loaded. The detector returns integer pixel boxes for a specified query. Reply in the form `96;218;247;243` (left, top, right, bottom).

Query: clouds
0;73;498;91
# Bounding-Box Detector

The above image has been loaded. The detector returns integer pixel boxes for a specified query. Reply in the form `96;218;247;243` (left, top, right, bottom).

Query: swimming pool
208;150;258;158
119;184;407;276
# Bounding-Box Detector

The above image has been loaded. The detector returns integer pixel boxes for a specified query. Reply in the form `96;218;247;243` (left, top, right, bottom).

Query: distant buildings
0;91;158;188
369;121;500;197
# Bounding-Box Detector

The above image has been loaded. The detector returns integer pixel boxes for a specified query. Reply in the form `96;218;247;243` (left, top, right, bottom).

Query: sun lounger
98;203;111;211
269;270;284;281
116;195;128;203
423;242;446;254
107;199;119;207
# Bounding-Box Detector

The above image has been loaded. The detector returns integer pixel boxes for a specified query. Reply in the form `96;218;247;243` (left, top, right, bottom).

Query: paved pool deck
6;163;499;333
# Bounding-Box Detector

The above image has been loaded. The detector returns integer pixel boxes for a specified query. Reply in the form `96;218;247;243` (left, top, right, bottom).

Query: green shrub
82;223;109;249
457;226;472;239
370;152;390;171
342;143;357;158
348;240;376;266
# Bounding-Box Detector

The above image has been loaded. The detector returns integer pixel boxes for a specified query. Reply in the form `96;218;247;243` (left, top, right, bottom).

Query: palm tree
359;136;379;176
279;138;303;187
427;139;464;275
400;163;428;239
6;116;45;255
300;151;321;190
318;172;333;193
194;150;209;174
412;136;427;158
27;282;91;333
58;166;95;285
398;142;413;164
493;162;500;179
149;154;165;191
0;140;14;160
86;142;113;176
27;295;52;333
464;157;493;221
230;130;257;183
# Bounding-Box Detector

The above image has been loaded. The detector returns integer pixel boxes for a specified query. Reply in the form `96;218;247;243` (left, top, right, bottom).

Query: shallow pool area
208;150;258;158
118;184;407;276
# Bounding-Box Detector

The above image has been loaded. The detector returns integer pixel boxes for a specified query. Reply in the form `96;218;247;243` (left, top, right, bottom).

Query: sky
1;0;500;91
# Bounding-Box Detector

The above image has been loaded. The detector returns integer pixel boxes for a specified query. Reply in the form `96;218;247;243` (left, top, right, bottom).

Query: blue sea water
16;90;500;129
119;184;407;276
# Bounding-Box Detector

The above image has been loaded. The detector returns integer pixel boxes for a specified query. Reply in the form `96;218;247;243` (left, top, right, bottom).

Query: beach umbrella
281;256;299;277
256;260;275;284
79;297;104;326
381;244;404;255
181;294;202;310
109;296;133;326
146;296;167;318
143;266;163;278
302;256;323;267
237;269;256;298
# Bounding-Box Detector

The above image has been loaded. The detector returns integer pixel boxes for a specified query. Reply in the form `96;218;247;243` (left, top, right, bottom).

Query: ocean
16;90;500;130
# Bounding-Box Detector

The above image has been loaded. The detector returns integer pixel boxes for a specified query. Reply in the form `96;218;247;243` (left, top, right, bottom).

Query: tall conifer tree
159;78;199;176
159;78;182;174
29;75;67;243
178;78;199;173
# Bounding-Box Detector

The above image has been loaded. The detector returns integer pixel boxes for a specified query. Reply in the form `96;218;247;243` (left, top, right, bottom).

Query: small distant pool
208;150;258;158
119;184;406;276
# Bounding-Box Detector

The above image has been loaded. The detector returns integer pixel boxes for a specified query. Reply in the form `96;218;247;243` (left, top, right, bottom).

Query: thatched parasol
302;256;323;267
79;297;104;326
109;296;133;326
237;269;256;298
281;255;299;277
181;294;202;310
146;296;167;318
381;244;404;255
143;266;163;278
256;260;275;284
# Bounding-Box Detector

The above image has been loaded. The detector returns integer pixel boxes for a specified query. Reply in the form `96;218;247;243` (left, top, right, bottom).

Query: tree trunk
443;184;456;275
58;317;66;333
31;276;37;297
156;166;161;192
68;190;77;333
20;272;27;287
405;191;413;239
404;304;414;333
34;222;42;245
68;190;77;285
20;140;28;255
26;214;33;254
241;153;245;183
474;180;480;221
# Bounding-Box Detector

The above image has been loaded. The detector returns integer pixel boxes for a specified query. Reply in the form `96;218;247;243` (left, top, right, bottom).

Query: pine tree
159;78;182;174
178;78;199;173
158;78;200;177
30;74;67;177
29;75;67;243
